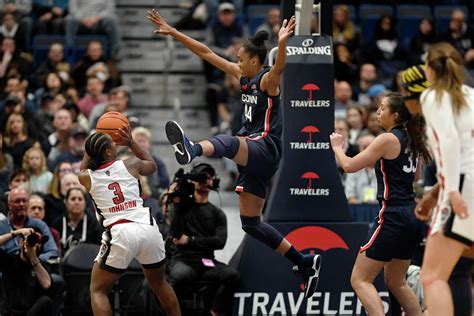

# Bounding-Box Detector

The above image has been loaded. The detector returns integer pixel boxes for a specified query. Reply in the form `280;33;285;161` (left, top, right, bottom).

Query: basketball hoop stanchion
230;1;391;314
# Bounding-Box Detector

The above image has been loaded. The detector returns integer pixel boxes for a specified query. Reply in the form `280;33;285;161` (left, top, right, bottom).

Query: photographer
0;227;53;315
167;163;240;316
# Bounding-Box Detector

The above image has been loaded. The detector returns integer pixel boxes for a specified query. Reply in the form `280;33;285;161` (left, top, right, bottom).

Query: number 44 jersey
88;160;152;228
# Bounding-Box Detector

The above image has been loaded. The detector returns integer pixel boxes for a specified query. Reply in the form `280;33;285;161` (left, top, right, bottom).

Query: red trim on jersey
432;129;445;189
235;186;244;193
98;160;116;170
360;201;386;252
381;159;389;200
262;98;273;138
106;219;132;230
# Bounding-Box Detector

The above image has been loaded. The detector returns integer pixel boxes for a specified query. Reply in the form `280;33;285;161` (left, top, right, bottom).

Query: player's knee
384;275;405;291
208;135;240;159
420;269;442;288
240;215;260;233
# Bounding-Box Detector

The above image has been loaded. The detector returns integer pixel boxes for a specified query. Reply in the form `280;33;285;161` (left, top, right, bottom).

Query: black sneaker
165;121;196;165
293;254;322;299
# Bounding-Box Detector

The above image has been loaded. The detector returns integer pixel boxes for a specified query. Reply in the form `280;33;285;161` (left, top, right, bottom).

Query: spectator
441;9;474;69
50;125;88;173
2;112;38;169
167;163;240;315
0;37;32;91
334;80;356;119
77;75;108;118
63;100;90;131
47;108;73;163
0;13;27;53
44;161;71;224
65;0;122;58
0;187;59;261
347;106;369;146
33;43;71;90
89;85;134;128
132;127;170;198
334;43;357;85
333;5;361;56
217;73;243;136
204;2;247;130
53;187;101;255
366;109;381;136
409;17;438;66
33;0;68;35
0;0;33;52
34;71;64;108
0;226;53;316
366;15;406;86
367;83;387;110
352;63;378;106
27;193;61;251
344;135;377;204
256;7;280;49
72;40;121;94
22;147;53;194
0;132;14;197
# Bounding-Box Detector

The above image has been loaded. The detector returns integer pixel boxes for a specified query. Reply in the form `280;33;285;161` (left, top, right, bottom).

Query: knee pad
240;215;282;249
208;135;240;159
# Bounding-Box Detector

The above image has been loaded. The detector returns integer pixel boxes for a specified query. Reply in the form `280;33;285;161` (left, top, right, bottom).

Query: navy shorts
235;136;281;199
360;202;423;262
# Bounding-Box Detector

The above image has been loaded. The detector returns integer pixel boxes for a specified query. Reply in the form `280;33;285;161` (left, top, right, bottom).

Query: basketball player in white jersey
78;125;180;316
417;42;474;316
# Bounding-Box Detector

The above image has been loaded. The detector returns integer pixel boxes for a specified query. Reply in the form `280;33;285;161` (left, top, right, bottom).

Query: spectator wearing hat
367;83;387;111
49;125;88;172
77;75;108;118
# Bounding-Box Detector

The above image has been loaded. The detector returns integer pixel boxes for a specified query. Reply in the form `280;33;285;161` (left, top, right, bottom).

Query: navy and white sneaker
165;121;196;165
293;254;322;299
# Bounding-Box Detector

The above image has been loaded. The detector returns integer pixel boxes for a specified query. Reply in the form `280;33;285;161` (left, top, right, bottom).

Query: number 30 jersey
375;127;417;204
88;160;152;228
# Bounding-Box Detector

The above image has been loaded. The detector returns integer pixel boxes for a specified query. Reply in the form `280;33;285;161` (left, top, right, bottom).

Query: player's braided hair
385;92;431;163
243;30;269;64
85;133;110;170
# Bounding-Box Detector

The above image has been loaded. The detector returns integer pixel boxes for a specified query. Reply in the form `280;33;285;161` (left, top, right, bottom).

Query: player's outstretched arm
261;16;296;96
147;9;240;79
117;125;157;176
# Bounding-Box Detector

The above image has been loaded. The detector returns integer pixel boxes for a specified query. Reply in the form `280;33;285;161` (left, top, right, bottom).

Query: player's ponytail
243;30;269;64
85;133;110;170
386;92;431;163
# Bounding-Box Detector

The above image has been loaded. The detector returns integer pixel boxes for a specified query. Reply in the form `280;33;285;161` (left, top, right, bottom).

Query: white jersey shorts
95;219;166;273
430;173;474;246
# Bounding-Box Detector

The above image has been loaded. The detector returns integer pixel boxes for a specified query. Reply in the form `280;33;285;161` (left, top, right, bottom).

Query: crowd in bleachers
0;0;473;314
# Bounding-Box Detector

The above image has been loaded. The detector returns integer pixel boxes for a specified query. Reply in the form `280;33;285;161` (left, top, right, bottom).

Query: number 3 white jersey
88;160;152;228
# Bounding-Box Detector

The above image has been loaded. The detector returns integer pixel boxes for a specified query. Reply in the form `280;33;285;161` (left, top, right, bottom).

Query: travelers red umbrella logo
301;83;319;100
301;171;319;188
285;226;349;253
301;125;319;142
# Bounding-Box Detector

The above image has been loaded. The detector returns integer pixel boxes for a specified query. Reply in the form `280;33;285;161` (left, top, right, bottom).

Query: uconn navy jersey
238;67;282;140
375;128;417;203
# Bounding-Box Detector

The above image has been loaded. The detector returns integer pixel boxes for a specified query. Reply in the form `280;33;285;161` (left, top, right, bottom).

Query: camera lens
26;233;39;247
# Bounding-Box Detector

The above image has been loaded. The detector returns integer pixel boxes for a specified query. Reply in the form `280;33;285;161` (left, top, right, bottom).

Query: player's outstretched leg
293;254;322;298
165;121;200;165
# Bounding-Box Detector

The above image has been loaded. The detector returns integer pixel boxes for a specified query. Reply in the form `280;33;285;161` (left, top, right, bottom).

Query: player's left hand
450;191;468;219
278;15;296;43
116;124;133;147
330;132;345;149
415;193;436;221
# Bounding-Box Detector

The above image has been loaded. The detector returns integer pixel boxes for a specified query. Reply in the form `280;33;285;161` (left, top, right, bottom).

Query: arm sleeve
423;91;461;193
193;206;227;250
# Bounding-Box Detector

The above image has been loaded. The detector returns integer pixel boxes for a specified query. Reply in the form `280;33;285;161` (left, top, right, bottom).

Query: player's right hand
415;193;436;221
450;191;468;219
147;9;173;35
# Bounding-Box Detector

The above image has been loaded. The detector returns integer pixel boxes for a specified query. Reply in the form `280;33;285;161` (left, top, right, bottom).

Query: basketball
96;111;129;142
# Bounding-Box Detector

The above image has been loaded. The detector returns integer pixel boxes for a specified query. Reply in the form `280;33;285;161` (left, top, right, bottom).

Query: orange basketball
96;111;129;142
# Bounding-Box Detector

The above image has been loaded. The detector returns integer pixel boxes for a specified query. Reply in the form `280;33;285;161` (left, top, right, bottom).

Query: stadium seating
433;5;469;33
396;5;432;49
358;4;394;44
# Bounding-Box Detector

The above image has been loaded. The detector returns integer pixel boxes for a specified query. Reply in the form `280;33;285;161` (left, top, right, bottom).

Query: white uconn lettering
286;45;332;56
242;94;258;104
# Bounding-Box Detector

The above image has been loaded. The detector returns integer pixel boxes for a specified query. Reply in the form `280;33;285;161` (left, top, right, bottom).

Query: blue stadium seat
69;35;109;65
246;4;277;35
32;35;67;70
359;5;394;44
396;5;431;18
433;5;469;33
